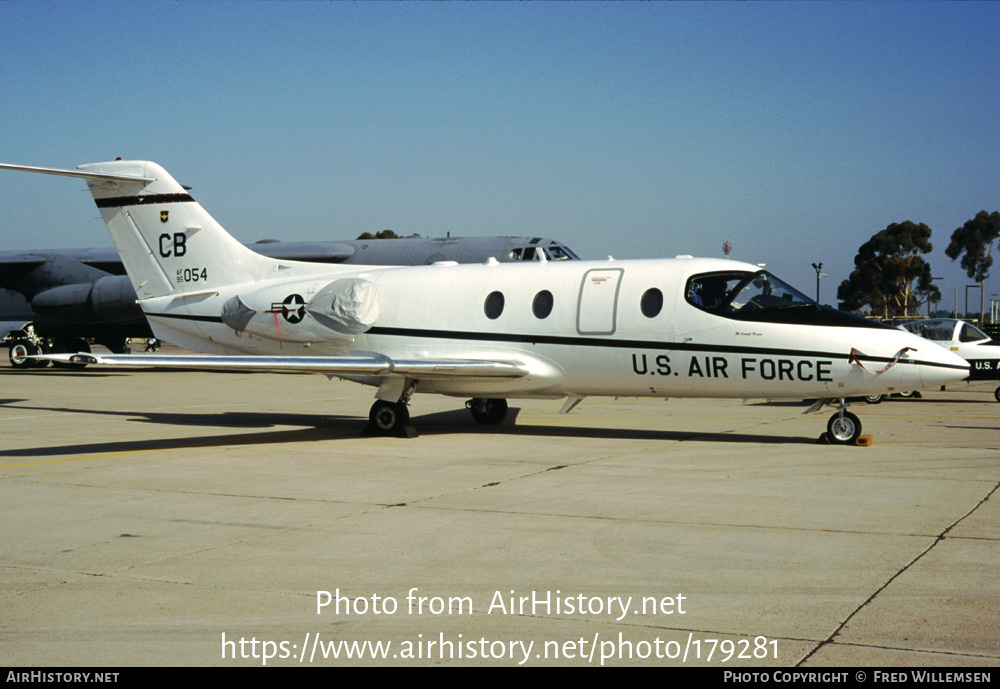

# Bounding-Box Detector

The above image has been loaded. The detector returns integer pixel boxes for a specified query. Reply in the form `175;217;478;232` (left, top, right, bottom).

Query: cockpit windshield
901;322;954;341
686;270;816;319
508;244;580;261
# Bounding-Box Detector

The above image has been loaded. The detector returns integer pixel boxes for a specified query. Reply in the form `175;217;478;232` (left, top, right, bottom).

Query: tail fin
75;160;274;299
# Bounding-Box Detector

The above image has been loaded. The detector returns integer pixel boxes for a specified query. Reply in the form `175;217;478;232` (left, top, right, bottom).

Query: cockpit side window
548;245;577;261
685;271;816;320
686;272;749;312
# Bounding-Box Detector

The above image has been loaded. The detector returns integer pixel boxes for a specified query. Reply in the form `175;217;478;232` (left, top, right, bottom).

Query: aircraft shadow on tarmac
0;399;816;460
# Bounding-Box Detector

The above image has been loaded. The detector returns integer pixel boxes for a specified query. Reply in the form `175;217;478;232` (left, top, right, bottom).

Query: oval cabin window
484;291;505;319
532;290;554;319
641;288;663;318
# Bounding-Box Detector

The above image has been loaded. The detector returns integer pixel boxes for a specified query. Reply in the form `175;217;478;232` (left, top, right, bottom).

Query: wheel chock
819;433;873;446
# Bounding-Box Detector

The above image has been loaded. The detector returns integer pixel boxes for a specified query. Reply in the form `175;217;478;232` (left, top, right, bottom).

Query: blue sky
2;1;998;310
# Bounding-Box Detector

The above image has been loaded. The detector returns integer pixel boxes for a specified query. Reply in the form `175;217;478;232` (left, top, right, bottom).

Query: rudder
78;160;273;299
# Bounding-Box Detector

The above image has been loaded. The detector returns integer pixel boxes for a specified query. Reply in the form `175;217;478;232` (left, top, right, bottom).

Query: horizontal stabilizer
0;163;154;184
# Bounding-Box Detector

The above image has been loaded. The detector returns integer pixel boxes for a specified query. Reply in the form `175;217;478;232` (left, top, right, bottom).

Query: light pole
811;262;826;304
965;285;981;322
932;277;956;319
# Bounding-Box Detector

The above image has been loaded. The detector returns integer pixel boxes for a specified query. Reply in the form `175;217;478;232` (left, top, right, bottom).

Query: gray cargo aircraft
1;236;578;367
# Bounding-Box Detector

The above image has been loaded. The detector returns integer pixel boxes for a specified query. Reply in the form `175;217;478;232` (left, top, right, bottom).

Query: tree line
837;211;1000;323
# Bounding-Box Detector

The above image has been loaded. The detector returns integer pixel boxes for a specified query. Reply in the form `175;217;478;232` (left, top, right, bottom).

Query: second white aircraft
0;161;970;443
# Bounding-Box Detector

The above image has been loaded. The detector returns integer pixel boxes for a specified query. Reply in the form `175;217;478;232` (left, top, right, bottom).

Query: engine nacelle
31;275;142;323
220;278;380;343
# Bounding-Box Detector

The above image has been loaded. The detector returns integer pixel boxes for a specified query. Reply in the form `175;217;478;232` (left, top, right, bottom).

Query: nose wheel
827;410;862;444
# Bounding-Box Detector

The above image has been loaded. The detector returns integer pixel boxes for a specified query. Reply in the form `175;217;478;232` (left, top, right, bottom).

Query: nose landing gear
826;400;862;445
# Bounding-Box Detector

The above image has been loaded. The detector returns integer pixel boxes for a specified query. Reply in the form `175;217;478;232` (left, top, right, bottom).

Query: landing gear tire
9;342;38;369
467;398;508;425
994;386;1000;403
864;394;883;404
368;400;410;435
32;342;51;368
827;411;862;445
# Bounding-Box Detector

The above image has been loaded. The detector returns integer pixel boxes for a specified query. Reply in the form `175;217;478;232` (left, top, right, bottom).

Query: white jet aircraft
899;318;1000;402
0;161;971;443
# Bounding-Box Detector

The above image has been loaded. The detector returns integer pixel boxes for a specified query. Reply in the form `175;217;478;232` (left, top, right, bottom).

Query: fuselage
139;256;969;401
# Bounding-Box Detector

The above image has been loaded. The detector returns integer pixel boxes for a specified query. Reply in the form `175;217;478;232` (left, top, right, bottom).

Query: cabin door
577;268;624;335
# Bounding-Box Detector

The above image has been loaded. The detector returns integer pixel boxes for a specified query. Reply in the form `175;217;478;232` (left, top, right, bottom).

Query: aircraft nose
909;335;969;388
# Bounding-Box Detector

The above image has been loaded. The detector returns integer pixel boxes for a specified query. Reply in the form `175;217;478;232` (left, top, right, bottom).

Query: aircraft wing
0;248;125;272
250;241;356;263
34;352;530;379
0;253;48;267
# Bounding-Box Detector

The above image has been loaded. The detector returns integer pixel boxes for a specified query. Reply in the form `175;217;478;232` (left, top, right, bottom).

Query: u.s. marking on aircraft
0;161;970;443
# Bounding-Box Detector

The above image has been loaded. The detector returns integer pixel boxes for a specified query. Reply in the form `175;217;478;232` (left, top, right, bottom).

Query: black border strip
95;193;195;208
143;314;968;371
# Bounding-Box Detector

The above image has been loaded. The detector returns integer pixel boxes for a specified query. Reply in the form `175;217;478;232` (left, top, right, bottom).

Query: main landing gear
367;377;417;436
9;341;44;369
365;395;510;436
466;398;508;425
864;390;918;404
368;400;410;434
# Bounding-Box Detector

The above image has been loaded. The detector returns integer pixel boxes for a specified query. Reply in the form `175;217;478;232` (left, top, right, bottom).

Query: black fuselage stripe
149;312;222;324
144;313;967;370
95;194;195;208
367;326;966;368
